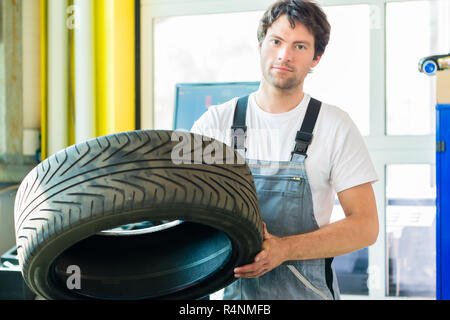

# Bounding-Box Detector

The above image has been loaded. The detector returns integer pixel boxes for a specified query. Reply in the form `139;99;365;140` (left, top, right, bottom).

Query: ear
311;55;322;68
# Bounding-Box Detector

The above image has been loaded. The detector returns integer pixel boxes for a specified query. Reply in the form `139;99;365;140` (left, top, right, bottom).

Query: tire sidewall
25;205;262;299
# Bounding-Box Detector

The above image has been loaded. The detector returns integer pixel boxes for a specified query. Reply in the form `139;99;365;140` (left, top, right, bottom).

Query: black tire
14;130;263;300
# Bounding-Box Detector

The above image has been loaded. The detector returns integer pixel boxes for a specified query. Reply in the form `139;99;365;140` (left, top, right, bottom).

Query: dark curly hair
257;0;331;60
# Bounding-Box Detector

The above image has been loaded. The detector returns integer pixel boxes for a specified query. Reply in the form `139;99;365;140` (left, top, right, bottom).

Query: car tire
14;130;263;300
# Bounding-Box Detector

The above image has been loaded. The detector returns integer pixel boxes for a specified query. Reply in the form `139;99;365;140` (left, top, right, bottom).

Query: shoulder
310;99;366;159
208;97;239;121
191;97;237;128
312;100;356;140
316;101;351;127
311;99;377;192
190;97;239;141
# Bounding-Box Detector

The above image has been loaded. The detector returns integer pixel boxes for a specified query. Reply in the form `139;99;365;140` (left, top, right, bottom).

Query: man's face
259;15;321;91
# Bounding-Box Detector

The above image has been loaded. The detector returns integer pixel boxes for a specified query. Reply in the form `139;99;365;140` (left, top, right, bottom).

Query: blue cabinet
436;104;450;300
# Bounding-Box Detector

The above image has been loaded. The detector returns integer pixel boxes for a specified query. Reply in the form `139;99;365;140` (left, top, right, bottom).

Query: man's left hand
234;223;288;278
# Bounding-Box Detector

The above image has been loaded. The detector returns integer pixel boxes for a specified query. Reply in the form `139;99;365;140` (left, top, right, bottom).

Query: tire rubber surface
14;130;263;299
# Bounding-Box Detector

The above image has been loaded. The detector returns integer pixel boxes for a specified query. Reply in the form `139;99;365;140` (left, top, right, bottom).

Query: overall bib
222;96;341;300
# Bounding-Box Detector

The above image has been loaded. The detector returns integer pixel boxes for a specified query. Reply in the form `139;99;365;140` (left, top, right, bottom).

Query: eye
272;39;280;45
296;44;305;50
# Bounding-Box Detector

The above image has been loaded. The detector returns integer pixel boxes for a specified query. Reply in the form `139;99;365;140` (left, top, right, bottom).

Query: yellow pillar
40;0;47;160
68;0;75;147
94;0;135;137
113;0;135;133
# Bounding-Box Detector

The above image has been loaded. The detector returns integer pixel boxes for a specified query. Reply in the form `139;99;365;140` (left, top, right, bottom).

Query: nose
277;45;293;63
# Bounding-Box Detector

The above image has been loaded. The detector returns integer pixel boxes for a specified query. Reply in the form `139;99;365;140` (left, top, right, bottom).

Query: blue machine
436;104;450;300
173;82;260;131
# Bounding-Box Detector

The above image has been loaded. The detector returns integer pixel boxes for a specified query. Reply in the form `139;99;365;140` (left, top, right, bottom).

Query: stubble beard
263;68;302;91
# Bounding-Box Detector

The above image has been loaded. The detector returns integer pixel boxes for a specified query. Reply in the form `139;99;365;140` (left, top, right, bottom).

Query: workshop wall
40;0;136;160
22;0;41;156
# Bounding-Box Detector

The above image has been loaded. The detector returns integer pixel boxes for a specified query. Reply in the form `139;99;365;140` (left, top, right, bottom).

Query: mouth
271;66;293;72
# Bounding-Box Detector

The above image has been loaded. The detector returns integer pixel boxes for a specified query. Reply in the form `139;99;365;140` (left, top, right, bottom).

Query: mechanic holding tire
191;0;379;300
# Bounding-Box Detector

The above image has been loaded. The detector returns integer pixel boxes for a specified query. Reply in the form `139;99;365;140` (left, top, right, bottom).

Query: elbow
366;226;379;246
365;214;379;246
353;209;379;247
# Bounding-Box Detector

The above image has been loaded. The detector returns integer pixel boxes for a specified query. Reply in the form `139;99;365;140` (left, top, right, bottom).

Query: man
190;0;378;300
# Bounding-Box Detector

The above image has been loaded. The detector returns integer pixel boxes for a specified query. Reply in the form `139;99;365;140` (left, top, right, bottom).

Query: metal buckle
291;131;312;157
231;125;247;151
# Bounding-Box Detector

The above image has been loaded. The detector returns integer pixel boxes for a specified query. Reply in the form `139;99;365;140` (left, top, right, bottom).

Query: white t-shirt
190;92;378;227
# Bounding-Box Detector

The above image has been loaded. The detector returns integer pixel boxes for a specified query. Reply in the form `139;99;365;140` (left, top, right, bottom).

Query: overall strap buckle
231;96;249;155
290;98;322;160
291;131;313;158
231;125;247;152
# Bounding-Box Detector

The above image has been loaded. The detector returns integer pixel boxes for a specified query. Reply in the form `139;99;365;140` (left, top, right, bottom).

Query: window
386;0;450;135
305;4;370;136
153;11;262;130
153;5;371;134
386;164;436;297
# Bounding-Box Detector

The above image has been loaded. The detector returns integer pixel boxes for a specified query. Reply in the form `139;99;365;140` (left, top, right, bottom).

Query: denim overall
222;96;340;300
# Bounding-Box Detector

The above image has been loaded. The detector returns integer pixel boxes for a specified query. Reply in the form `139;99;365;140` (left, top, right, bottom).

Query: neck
255;81;305;114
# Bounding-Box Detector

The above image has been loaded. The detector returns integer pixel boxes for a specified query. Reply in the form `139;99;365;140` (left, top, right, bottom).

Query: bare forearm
280;214;378;261
234;183;379;278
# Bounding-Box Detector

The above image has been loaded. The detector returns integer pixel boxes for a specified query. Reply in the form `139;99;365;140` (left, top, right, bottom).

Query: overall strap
291;97;322;160
231;95;322;160
231;96;249;156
